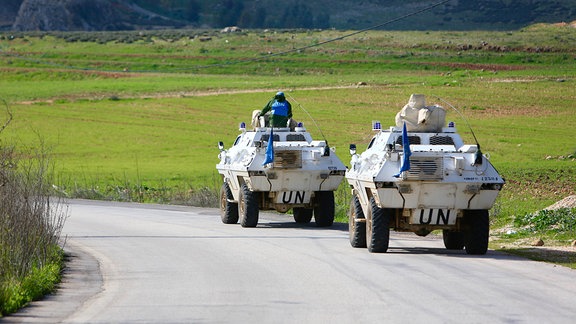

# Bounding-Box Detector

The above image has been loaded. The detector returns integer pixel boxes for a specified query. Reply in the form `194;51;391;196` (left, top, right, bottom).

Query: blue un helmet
275;91;285;100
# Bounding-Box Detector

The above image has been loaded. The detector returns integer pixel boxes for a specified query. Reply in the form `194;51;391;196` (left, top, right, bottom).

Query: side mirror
349;144;357;155
218;141;225;151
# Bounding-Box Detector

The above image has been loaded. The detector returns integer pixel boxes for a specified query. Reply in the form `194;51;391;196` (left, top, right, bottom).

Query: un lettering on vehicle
276;191;310;204
411;209;456;225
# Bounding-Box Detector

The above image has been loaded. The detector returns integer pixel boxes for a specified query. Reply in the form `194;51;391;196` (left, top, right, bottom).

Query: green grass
1;25;575;237
0;247;64;316
8;84;571;187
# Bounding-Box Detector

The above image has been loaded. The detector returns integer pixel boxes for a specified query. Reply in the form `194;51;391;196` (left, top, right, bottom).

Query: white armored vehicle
346;94;504;254
217;116;346;228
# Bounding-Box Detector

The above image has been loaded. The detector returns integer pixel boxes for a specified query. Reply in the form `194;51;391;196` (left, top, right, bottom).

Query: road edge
2;241;103;323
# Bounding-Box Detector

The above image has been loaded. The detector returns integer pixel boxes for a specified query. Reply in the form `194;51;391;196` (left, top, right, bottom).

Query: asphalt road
5;199;576;323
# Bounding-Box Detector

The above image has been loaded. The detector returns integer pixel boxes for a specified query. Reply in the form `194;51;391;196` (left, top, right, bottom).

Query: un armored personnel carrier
346;94;504;254
217;115;346;228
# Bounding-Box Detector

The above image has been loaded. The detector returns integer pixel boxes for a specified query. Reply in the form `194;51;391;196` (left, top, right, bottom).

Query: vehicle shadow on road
384;246;530;260
257;220;349;232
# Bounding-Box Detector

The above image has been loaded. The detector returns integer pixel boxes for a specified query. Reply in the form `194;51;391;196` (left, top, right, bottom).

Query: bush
0;249;63;315
514;208;576;234
0;101;67;316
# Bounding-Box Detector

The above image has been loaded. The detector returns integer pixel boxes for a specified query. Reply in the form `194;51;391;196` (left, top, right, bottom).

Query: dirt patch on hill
544;195;576;210
15;85;360;105
0;67;136;79
466;104;555;118
423;62;528;71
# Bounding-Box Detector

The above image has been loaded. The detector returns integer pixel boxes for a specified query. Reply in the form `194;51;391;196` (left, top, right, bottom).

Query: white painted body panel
217;126;346;211
346;125;504;230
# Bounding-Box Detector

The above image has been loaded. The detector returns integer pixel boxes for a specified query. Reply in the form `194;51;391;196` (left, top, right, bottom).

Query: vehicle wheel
313;191;335;227
220;182;238;224
366;197;390;253
293;208;313;223
349;195;366;248
442;230;465;250
239;184;259;228
464;210;489;255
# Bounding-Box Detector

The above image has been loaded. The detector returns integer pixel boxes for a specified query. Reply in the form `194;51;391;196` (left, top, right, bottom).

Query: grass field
1;26;575;255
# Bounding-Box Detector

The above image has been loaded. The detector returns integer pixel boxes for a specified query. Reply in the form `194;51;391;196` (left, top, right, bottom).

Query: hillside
2;0;576;31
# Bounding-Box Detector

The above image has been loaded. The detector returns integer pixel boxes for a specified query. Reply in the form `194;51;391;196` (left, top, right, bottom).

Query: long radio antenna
432;95;484;165
285;93;328;142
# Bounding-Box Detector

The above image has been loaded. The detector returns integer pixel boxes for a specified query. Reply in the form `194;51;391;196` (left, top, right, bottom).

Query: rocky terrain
6;0;183;31
13;0;119;31
2;0;576;32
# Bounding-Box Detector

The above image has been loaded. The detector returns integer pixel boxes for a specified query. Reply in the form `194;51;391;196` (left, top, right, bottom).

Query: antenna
285;92;332;156
285;92;328;143
433;95;484;165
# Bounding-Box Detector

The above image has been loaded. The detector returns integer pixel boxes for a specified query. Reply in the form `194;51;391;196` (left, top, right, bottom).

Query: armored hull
346;95;504;254
217;124;346;227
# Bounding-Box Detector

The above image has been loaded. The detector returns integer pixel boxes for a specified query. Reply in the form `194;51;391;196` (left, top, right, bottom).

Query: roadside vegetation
0;23;574;286
0;102;67;316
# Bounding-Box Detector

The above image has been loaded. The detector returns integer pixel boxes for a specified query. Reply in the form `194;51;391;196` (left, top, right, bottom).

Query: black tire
239;184;259;228
293;208;313;223
442;230;465;250
366;197;390;253
349;195;366;248
464;210;490;255
313;191;335;227
220;183;239;224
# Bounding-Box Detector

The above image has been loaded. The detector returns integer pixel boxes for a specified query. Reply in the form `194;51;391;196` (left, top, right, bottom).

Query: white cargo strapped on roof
395;94;447;132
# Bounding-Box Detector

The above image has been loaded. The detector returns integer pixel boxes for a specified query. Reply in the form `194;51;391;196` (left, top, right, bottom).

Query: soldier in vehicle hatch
258;91;293;127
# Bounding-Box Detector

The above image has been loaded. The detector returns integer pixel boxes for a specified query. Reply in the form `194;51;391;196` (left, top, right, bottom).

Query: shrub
514;208;576;234
0;101;67;316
